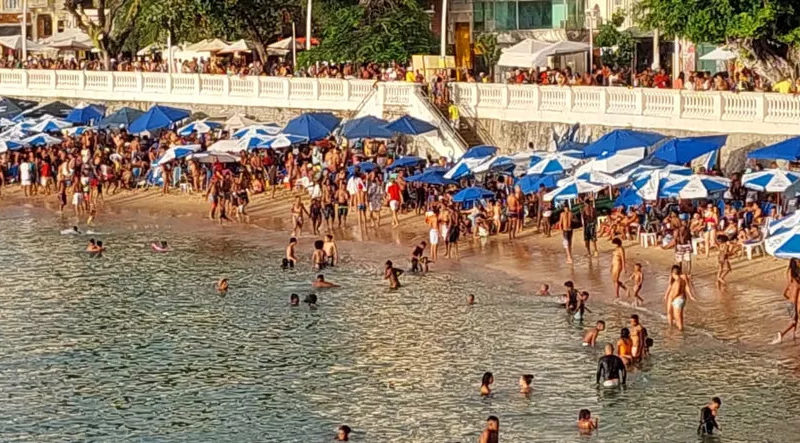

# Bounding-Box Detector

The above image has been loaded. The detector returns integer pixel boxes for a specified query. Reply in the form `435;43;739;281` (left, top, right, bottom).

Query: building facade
0;0;92;40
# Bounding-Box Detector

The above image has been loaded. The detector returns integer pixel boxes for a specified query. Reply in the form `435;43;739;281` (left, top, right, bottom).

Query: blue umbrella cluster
128;105;190;134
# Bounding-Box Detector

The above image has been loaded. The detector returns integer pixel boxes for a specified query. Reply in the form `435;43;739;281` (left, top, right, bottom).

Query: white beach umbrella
742;169;800;193
544;178;603;202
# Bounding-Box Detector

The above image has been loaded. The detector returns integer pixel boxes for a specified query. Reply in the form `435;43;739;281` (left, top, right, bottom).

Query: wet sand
2;186;799;363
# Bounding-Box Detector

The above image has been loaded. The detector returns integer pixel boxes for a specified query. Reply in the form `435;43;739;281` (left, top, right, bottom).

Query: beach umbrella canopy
453;186;495;203
31;117;71;133
473;155;516;174
1;126;29;140
583;129;665;157
406;169;456;185
258;133;308;149
23;101;73;119
0;117;15;127
0;139;22;153
631;170;682;200
660;174;731;199
341;116;393;139
155;144;201;166
653;135;728;165
544;178;603;202
614;187;644;208
517;174;559;194
0;97;36;119
387;156;425;170
743;169;800;193
700;47;736;61
284;112;341;141
576;146;645;175
224;113;258;131
98;107;144;129
187;152;239;163
444;158;479;180
237;135;272;150
747;136;800;161
177;119;222;136
63;126;91;137
208;139;243;154
769;212;800;236
624;163;692;181
65;104;105;125
128;105;190;134
385;115;437;135
347;161;378;176
22;133;62;147
527;152;582;175
766;225;800;259
569;170;620;186
462;145;498;159
232;123;282;139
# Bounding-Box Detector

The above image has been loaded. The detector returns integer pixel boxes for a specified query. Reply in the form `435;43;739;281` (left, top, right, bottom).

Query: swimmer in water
410;241;427;272
629;314;645;360
216;278;229;294
303;293;318;308
312;274;339;288
285;237;298;267
480;371;494;396
582;320;605;347
419;256;432;273
663;264;697;331
151;241;170;252
312;240;327;270
86;238;99;252
384;260;404;289
478;415;499;443
537;283;551;296
335;424;351;441
323;234;339;267
62;226;81;235
617;328;634;365
573;291;592;322
519;374;533;396
564;281;578;314
290;293;300;306
467;294;475;305
698;397;722;436
577;409;598;434
596;343;626;387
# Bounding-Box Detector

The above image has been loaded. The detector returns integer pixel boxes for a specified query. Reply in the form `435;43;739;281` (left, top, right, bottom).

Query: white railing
1;69;799;135
450;83;800;135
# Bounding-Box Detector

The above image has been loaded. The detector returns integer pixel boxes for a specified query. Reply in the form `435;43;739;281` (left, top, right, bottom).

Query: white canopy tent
699;47;736;61
187;38;229;53
0;36;52;52
219;39;254;55
224;113;258;131
498;39;589;68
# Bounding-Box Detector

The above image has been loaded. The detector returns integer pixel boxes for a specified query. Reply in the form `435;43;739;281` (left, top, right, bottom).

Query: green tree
298;0;435;66
474;33;501;78
64;0;145;69
636;0;800;82
126;0;214;54
594;12;635;68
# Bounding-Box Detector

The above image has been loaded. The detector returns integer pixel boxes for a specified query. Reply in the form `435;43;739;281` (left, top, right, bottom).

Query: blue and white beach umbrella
586;147;645;174
259;133;308;149
31;117;71;133
0;117;16;127
766;225;800;259
742;169;800;193
0;139;22;152
63;126;90;136
155;144;201;166
660;175;730;199
631;171;686;201
544;178;603;202
769;211;800;236
232;123;282;139
444;156;488;180
177;119;222;136
626;164;692;181
453;186;495;203
236;135;272;150
22;133;62;146
472;155;516;174
527;152;582;175
1;126;29;140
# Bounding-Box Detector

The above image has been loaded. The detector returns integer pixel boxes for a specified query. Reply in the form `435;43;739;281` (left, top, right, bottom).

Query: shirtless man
611;238;627;298
384;260;404;289
336;185;349;227
559;208;574;264
506;191;521;240
629;314;645;361
426;208;440;261
312;274;339;288
581;202;598;256
290;196;309;237
583;320;606;347
312;240;327;270
664;265;697;331
285;237;298;267
323;234;339;267
354;184;368;229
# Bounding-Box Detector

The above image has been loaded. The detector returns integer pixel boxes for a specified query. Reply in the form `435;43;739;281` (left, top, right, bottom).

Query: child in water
577;409;598;433
582;320;605;346
384;260;404;289
627;263;644;306
216;278;228;294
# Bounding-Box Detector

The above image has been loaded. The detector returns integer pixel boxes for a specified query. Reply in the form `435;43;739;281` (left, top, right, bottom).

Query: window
3;0;20;10
473;1;554;31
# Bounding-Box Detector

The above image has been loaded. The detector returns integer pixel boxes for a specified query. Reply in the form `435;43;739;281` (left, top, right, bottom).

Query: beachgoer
312;240;327;270
323;234;339;267
611;238;627;298
519;374;533;396
410;241;427;272
336;185;349;227
290;196;309;237
151;240;170;252
674;223;693;275
627;263;644;305
386;177;402;227
664;265;697;331
478;416;499;443
716;234;732;288
596;343;626;387
698;397;722;436
577;409;598;433
467;294;475;305
771;258;800;344
629;314;644;360
426;209;439;261
312;274;339;288
86;238;99;253
582;201;598;256
559;208;574;263
565;281;579;315
583;320;605;347
335;425;351;441
216;278;229;294
384;260;404;289
574;291;592;322
480;372;494;396
303;293;318;308
617;328;633;365
537;284;551;297
285;237;298;267
290;293;300;306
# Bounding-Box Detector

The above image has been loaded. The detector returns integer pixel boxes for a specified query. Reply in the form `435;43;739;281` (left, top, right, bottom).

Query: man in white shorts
19;154;33;197
426;209;439;261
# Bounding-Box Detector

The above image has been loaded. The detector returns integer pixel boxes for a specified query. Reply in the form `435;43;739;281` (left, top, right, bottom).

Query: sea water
0;207;799;442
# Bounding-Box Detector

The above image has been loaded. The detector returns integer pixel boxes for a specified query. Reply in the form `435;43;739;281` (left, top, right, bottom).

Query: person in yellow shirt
448;102;460;129
773;78;792;94
405;69;415;82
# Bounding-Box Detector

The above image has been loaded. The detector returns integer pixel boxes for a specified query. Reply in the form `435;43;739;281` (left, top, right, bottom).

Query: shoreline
1;185;796;352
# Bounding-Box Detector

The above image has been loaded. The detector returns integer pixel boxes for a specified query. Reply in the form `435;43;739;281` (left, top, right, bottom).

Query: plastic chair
692;237;705;255
640;232;657;248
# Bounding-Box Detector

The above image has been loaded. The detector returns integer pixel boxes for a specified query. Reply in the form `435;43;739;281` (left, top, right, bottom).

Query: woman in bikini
290;196;309;237
616;328;633;365
772;258;800;344
664;265;697;331
611;238;627;298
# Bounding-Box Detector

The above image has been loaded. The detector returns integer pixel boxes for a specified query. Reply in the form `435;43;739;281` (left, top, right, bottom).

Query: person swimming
312;240;327;271
582;320;605;347
698;397;722;436
284;237;298;269
467;294;475;305
519;374;533;396
617;328;633;365
577;409;598;433
290;293;300;306
151;241;170;252
564;281;578;314
86;238;98;252
303;293;318;308
312;274;339;288
384;260;404;289
573;291;592;322
216;278;229;294
596;343;626;387
61;226;80;235
478;416;499;443
335;424;351;441
480;371;494;396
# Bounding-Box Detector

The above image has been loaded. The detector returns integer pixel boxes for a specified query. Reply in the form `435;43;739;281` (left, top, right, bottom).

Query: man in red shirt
653;69;670;88
40;159;53;195
386;177;402;227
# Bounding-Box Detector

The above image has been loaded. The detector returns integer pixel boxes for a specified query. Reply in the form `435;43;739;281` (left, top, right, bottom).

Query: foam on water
1;207;799;441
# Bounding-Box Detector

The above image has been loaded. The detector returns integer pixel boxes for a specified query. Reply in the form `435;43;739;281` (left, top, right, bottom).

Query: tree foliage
126;0;214;53
474;33;501;77
636;0;800;82
594;12;634;68
64;0;145;68
298;0;435;66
